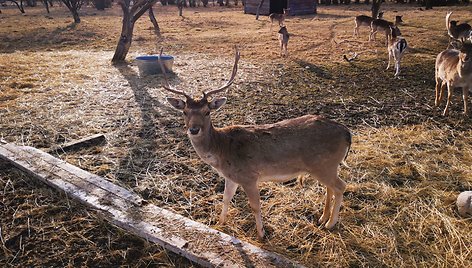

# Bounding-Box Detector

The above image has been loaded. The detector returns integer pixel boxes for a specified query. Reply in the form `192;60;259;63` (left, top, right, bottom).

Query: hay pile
1;3;471;267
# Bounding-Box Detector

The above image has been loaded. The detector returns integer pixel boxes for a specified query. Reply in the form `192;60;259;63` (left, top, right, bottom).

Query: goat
354;12;384;37
278;26;290;57
386;25;408;77
435;42;472;116
446;12;471;42
370;18;401;46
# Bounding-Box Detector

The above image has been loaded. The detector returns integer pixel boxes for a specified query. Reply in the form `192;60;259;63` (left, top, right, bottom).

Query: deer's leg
242;182;264;239
443;83;453;116
394;54;401;77
386;50;392;70
435;79;445;107
318;187;333;225
312;168;346;229
219;178;238;224
324;176;346;229
462;87;469;116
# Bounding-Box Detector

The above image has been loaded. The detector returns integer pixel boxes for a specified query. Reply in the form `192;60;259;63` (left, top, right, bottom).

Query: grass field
1;2;471;267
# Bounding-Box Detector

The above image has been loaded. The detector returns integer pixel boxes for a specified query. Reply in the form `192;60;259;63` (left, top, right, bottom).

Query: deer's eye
183;111;188;116
205;111;210;117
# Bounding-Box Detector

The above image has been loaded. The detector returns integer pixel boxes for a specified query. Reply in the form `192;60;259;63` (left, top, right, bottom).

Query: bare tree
112;0;160;63
371;0;382;19
61;0;85;23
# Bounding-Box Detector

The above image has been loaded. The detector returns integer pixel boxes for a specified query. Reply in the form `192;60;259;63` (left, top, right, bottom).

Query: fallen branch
47;134;106;154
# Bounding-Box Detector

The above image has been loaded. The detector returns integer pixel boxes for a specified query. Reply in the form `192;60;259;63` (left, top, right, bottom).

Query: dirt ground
1;2;471;267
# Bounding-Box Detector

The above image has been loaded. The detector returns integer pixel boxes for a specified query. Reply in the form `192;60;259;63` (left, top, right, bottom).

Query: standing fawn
278;26;290;57
269;8;289;31
446;12;471;42
158;49;352;239
370;18;401;46
435;41;472;116
386;26;408;77
354;11;384;37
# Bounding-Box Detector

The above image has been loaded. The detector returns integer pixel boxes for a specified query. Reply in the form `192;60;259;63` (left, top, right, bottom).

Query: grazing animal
370;18;401;45
446;12;472;42
278;26;290;57
435;42;472;116
158;49;352;239
353;12;384;37
395;15;404;26
269;8;289;31
386;26;408;77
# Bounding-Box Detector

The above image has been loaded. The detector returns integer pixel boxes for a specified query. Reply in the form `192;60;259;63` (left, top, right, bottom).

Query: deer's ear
166;97;186;110
209;97;227;111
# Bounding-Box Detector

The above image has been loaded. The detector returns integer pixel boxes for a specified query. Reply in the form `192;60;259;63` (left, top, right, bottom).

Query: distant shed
244;0;316;16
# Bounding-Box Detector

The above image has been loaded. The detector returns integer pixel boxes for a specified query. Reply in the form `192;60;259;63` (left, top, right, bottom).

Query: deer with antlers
158;48;352;239
446;12;472;43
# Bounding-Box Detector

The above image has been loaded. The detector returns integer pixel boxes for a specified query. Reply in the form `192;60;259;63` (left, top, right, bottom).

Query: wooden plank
47;133;106;154
0;143;304;268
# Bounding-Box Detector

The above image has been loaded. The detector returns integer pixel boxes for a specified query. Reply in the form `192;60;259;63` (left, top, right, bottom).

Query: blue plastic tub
135;55;174;76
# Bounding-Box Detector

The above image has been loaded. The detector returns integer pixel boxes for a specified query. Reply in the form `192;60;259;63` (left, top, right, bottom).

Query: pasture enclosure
1;3;472;267
244;0;317;16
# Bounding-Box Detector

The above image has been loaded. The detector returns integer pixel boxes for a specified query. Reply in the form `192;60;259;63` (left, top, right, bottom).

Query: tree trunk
148;6;160;35
255;0;264;20
43;0;50;13
371;0;382;19
425;0;433;9
71;8;81;23
112;0;159;63
112;3;134;63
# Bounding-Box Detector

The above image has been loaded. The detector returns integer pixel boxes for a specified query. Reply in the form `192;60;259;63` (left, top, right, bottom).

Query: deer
435;41;472;116
386;25;408;77
269;8;289;31
158;48;352;239
395;15;404;26
353;11;384;37
370;18;401;46
446;12;471;42
278;26;290;57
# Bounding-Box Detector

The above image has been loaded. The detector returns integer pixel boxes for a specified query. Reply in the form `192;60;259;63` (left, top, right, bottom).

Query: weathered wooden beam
0;143;304;268
47;133;106;154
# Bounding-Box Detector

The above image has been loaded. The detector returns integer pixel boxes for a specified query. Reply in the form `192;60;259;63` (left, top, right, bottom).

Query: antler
158;48;191;99
203;47;240;99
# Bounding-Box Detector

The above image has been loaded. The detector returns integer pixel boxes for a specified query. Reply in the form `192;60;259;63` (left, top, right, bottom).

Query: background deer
158;49;352;239
278;26;290;57
269;8;289;31
446;12;471;42
395;15;404;26
354;12;383;37
370;18;401;45
435;42;472;116
386;25;408;77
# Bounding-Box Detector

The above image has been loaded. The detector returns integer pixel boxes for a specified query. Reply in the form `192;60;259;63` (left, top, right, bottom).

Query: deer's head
159;48;240;137
459;42;472;63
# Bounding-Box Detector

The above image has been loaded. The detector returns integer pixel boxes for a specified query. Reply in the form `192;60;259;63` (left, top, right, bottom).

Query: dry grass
1;3;471;267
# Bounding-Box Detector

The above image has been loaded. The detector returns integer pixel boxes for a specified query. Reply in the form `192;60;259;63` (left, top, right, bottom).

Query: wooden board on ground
47;133;106;154
0;142;303;268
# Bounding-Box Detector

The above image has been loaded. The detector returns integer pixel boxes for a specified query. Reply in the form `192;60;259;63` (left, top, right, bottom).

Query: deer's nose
189;127;200;135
